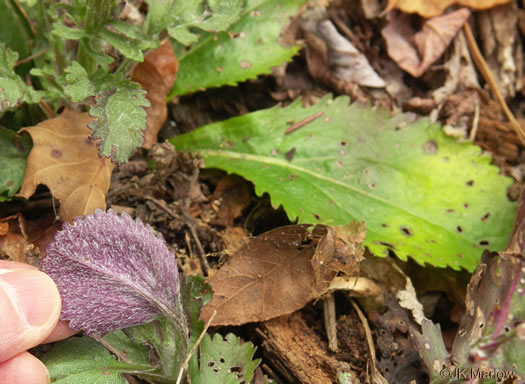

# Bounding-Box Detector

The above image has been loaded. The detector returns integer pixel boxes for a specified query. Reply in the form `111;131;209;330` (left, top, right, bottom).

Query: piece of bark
259;312;358;384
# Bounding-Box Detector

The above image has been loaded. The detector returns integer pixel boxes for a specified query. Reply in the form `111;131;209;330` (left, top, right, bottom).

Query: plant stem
76;0;115;74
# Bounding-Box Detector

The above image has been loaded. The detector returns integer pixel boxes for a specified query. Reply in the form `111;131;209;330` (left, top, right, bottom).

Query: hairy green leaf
100;276;212;384
144;0;184;36
168;26;201;46
165;1;210;46
169;0;305;97
172;96;516;271
88;80;150;163
108;20;145;41
52;21;86;40
148;0;242;46
41;336;151;384
80;39;115;68
198;0;244;32
119;317;188;382
59;61;95;102
0;44;42;111
190;333;260;384
98;28;144;62
0;127;31;201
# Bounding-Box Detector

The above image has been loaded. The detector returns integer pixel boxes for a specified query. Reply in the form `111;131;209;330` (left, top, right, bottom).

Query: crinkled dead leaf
478;2;519;99
131;40;178;149
0;213;61;263
0;214;30;263
209;175;251;227
301;13;382;98
18;109;114;222
316;20;385;88
200;223;365;326
383;9;471;78
311;222;365;296
386;0;510;18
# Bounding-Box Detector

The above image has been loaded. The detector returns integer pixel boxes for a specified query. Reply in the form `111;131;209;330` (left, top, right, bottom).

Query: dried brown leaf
0;214;27;262
382;8;471;77
311;222;365;296
18;109;114;222
478;3;520;99
200;223;365;326
131;40;178;149
386;0;510;18
209;175;251;227
0;214;41;265
316;20;385;88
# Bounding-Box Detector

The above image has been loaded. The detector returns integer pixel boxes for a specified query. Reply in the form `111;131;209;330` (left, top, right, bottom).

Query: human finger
0;269;61;362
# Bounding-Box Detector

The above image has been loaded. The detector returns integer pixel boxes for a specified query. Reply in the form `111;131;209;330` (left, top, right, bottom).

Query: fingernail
0;269;61;327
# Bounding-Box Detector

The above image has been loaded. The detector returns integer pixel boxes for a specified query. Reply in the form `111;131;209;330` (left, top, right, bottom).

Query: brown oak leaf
18;109;114;222
200;223;365;326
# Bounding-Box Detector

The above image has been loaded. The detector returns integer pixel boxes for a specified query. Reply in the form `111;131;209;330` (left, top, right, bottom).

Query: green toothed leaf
171;96;517;271
0;127;31;201
190;333;260;384
41;336;152;384
0;44;42;110
88;79;150;163
58;61;95;102
169;0;305;97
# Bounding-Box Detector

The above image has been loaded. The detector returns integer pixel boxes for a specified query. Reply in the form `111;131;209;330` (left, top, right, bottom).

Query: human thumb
0;269;61;362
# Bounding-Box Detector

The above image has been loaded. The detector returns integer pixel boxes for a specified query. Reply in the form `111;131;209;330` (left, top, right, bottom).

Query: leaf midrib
199;149;477;247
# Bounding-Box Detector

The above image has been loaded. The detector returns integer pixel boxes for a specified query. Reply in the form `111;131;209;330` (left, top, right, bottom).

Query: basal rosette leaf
58;61;96;102
88;80;150;163
0;127;31;201
190;333;260;384
41;336;151;384
147;0;242;46
0;43;42;111
171;96;517;271
41;209;186;336
169;0;306;97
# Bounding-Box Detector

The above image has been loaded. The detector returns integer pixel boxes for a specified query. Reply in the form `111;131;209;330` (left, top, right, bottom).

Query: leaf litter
200;222;365;326
5;0;525;383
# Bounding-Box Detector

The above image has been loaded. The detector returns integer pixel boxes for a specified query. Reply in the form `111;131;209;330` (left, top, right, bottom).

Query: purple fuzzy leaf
41;209;184;336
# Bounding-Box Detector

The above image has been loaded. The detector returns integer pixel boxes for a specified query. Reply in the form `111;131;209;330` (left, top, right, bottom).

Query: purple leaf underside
41;209;182;335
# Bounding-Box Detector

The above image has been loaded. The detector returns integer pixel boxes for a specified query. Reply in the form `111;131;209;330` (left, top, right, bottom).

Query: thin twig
351;300;388;384
285;111;324;135
14;49;48;67
178;205;209;275
469;98;480;141
175;310;217;384
39;100;56;119
323;293;338;352
146;196;210;275
463;22;525;146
